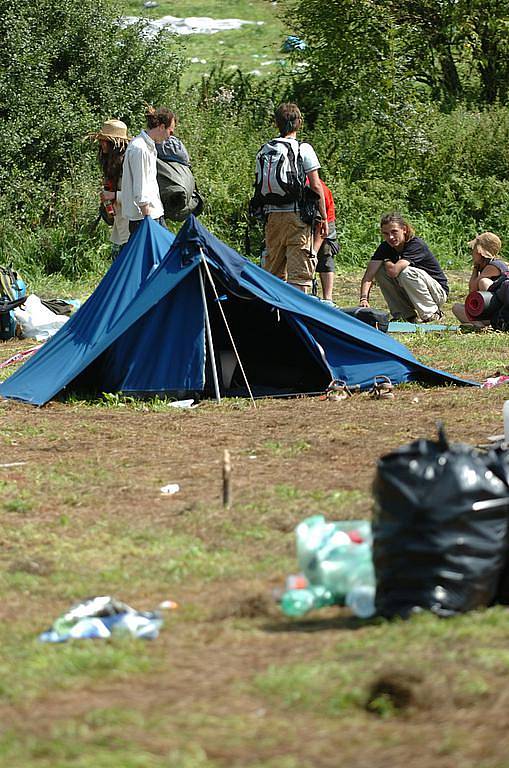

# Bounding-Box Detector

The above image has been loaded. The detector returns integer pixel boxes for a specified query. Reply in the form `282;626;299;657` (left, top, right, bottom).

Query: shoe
369;375;394;400
419;309;444;323
325;379;352;401
321;299;336;308
404;314;418;323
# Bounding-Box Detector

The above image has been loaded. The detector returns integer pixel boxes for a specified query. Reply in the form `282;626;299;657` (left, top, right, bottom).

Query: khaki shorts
264;211;316;287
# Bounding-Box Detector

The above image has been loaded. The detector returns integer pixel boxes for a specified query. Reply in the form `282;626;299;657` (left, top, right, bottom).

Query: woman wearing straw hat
89;118;130;259
452;232;509;327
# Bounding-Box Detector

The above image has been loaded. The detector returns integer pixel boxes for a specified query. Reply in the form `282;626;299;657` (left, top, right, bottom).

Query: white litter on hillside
120;15;264;37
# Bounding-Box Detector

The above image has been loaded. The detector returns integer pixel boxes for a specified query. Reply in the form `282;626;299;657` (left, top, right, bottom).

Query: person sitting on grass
452;232;508;328
358;212;449;323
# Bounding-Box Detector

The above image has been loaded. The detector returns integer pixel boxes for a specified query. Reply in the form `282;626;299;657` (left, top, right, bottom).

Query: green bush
0;0;183;273
4;2;509;281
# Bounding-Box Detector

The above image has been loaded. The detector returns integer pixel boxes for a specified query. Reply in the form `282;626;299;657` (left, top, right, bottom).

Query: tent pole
198;260;221;404
200;251;256;409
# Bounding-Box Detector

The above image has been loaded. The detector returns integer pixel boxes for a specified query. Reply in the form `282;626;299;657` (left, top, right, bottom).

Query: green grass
254;608;509;716
0;725;219;768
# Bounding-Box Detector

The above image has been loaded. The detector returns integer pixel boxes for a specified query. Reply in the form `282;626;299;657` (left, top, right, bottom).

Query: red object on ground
286;574;309;590
465;290;492;320
347;530;364;544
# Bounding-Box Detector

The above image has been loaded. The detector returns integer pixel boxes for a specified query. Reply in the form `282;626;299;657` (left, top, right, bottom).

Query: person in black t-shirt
358;212;449;322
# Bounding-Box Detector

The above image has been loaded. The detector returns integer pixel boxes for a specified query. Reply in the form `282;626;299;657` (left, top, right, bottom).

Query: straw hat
468;231;502;260
87;119;130;148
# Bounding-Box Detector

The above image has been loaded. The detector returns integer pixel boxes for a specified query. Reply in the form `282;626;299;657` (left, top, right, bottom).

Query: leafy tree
387;0;509;104
0;0;183;222
464;0;509;103
289;0;509;110
288;0;405;122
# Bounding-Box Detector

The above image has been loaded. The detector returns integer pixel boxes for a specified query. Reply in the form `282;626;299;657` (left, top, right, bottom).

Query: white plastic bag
14;294;69;341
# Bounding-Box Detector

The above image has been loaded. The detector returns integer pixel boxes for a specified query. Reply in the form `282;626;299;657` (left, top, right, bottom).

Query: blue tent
0;216;474;405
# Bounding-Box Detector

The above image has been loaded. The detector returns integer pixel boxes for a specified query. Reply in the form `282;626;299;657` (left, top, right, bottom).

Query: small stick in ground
223;449;232;508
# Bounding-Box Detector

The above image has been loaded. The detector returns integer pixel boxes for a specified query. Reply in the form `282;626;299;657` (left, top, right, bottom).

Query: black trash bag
341;307;390;333
372;425;509;618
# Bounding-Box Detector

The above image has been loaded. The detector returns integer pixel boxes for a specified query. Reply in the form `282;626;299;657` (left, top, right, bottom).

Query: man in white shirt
122;107;176;236
262;103;327;292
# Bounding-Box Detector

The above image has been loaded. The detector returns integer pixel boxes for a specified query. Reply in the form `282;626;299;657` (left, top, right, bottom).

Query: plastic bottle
103;180;116;217
288;515;377;616
296;516;372;579
345;585;376;619
280;585;335;617
345;558;376;617
504;400;509;443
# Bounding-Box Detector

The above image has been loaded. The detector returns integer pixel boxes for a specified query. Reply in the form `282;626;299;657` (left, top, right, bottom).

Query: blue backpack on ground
0;266;27;340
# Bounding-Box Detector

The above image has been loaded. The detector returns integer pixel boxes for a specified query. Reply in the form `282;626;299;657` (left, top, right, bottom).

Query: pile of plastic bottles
38;596;164;642
280;515;376;619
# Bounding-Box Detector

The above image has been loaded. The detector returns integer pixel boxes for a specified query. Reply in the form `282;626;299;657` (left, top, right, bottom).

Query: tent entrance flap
202;283;331;397
68;271;206;398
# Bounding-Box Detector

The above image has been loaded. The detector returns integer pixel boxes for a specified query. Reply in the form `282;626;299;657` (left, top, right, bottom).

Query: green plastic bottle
280;585;336;617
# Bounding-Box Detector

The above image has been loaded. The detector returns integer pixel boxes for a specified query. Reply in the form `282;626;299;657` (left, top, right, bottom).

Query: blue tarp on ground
0;216;475;405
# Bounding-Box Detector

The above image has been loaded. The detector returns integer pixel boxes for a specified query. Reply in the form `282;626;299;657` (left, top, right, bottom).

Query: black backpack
0;266;27;340
488;274;509;331
341;307;390;333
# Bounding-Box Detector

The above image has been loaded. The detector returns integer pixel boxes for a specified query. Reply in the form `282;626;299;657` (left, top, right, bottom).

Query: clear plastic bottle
345;584;376;619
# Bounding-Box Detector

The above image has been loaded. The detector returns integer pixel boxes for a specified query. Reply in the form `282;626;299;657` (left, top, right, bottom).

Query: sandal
369;375;394;400
325;379;352;401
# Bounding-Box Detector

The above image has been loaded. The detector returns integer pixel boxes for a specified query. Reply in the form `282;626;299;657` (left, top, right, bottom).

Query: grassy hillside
121;0;290;87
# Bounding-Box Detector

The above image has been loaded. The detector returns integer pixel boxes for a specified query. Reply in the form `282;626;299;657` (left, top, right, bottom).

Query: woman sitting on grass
452;232;508;328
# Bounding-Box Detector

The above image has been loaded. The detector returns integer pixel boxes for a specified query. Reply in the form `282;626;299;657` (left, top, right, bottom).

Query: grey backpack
156;159;204;222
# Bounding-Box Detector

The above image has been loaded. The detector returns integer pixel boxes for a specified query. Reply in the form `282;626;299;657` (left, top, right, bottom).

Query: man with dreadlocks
89;119;130;259
122;106;176;236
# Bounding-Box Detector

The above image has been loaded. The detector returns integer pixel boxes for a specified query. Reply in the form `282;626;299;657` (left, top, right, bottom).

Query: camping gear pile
14;295;70;341
0;265;74;341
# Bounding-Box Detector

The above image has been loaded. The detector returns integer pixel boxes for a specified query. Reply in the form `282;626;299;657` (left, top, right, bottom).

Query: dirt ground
2;379;509;766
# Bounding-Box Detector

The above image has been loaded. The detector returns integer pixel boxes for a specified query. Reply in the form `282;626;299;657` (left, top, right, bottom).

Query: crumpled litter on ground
120;15;262;38
0;345;44;369
160;483;180;495
38;595;164;642
481;374;509;389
